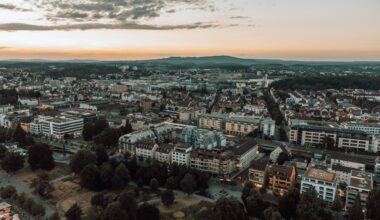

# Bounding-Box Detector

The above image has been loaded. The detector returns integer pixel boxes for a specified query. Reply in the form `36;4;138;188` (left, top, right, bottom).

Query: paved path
0;171;56;218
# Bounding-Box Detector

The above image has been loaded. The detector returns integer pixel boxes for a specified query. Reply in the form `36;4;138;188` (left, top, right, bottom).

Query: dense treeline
271;76;380;90
44;63;122;79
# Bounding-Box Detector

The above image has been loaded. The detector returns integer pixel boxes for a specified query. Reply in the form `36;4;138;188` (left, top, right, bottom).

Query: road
0;171;56;218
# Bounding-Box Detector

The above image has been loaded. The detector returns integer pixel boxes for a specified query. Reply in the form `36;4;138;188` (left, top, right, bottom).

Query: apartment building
346;171;373;209
190;149;236;176
329;154;368;171
330;164;359;183
248;159;268;188
135;141;158;161
301;168;338;206
232;138;259;169
198;113;259;136
181;127;226;150
343;122;380;135
266;164;297;196
171;144;192;166
289;121;377;152
260;118;276;137
154;144;173;164
119;123;173;154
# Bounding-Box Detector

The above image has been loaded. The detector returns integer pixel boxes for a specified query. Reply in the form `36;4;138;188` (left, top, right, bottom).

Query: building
289;121;378;152
181;127;226;150
119;123;173;154
231;138;259;169
190;149;236;176
343;122;380;135
154;143;173;164
374;156;380;179
329;154;368;171
198;113;260;136
330;164;359;183
178;107;206;122
248;159;268;188
171;144;192;166
30;115;84;139
0;105;14;114
266;164;297;196
260;118;276;137
346;170;373;209
135;141;158;161
301;168;338;205
111;84;129;93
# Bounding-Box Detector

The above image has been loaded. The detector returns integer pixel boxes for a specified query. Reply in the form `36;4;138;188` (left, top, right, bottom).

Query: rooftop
305;168;336;183
349;170;373;190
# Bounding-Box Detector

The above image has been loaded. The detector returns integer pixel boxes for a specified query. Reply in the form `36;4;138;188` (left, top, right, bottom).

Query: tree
264;206;283;220
1;152;24;173
244;188;266;218
103;202;128;220
48;212;61;220
112;163;130;189
99;162;114;189
93;118;109;136
65;203;82;220
137;203;160;220
93;128;122;147
70;150;96;174
180;173;197;195
28;143;55;171
119;191;138;219
296;188;332;220
211;197;247;220
95;146;109;165
331;196;343;213
0;144;7;159
150;178;159;191
278;189;299;220
348;197;364;220
120;120;133;135
161;189;174;207
322;136;335;150
277;152;290;165
29;203;45;217
0;185;17;199
367;187;380;219
82;122;94;141
91;192;106;207
30;172;54;198
80;164;101;191
13;123;26;144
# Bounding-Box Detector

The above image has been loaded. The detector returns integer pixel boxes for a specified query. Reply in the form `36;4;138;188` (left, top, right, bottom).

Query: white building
346;171;373;209
343;122;380;135
260;118;276;137
301;168;338;206
31;116;84;139
18;98;38;107
171;144;192;166
0;105;14;114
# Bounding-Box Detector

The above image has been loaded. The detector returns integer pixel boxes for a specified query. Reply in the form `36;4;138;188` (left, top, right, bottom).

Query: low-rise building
248;159;268;188
31;115;84;139
346;170;373;209
154;143;173;164
135;141;158;161
190;149;236;175
171;144;192;166
301;168;338;205
266;164;297;196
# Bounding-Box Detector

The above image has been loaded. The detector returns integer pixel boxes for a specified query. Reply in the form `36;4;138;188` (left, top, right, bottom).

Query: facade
343;122;380;135
198;113;259;136
190;149;236;175
181;127;226;150
266;164;297;196
290;122;378;152
0;105;14;114
330;164;358;183
260;118;276;137
154;144;173;164
329;154;367;171
374;156;380;179
135;141;158;161
118;123;173;154
171;144;192;166
248;159;268;188
346;170;373;209
301;168;338;205
31;115;84;139
231;138;259;169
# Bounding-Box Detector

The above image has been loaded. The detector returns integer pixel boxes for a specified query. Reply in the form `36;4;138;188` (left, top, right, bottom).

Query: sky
0;0;379;61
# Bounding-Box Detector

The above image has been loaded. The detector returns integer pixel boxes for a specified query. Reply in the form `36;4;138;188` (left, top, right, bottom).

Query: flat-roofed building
190;149;236;175
266;164;297;196
346;170;373;209
31;115;84;139
171;144;192;166
301;168;338;205
248;159;268;188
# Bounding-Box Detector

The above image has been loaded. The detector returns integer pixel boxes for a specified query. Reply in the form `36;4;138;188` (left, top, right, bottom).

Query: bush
0;185;17;199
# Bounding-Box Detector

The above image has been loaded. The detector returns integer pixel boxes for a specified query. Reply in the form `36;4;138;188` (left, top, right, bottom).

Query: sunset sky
0;0;379;61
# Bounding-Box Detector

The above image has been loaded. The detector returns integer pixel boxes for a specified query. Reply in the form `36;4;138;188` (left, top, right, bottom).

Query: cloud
0;3;31;12
0;22;219;31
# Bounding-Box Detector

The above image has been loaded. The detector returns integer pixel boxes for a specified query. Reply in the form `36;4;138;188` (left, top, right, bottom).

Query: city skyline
0;0;380;61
